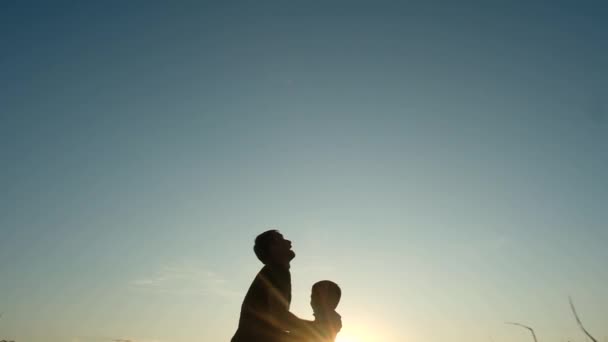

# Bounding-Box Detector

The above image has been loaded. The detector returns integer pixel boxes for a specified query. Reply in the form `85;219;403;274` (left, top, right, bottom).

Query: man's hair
312;280;342;309
254;229;280;264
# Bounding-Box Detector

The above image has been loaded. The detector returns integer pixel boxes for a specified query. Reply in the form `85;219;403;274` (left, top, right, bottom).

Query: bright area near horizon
0;2;607;342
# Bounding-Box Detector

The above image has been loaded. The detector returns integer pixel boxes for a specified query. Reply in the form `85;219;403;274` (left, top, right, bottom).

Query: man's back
231;265;292;342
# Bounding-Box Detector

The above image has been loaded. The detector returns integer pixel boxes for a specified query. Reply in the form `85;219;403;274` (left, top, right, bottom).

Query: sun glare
336;333;361;342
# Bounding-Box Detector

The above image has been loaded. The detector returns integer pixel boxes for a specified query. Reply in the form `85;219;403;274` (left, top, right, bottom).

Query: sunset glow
336;333;361;342
1;2;607;342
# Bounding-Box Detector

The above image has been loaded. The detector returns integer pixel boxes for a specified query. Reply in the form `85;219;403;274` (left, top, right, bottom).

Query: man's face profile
268;232;295;264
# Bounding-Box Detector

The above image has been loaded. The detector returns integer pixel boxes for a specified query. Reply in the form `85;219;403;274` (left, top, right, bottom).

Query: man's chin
288;250;296;260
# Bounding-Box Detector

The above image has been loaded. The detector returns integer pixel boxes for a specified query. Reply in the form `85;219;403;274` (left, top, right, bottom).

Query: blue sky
1;2;607;342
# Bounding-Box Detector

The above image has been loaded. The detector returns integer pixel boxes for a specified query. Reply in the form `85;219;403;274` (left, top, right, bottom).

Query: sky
0;1;607;342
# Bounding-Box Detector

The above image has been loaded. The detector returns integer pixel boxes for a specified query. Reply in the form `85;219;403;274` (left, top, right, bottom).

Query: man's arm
267;291;313;331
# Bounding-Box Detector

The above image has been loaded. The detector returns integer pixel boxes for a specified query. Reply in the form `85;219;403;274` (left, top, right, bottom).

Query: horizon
1;2;607;342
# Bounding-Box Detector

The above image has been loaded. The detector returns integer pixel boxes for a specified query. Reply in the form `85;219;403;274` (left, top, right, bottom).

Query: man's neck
267;262;290;270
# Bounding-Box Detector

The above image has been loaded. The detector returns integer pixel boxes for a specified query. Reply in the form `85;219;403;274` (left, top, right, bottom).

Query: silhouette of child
289;280;342;342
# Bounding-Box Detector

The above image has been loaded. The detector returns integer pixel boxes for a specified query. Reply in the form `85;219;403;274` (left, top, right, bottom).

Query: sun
336;333;361;342
333;314;388;342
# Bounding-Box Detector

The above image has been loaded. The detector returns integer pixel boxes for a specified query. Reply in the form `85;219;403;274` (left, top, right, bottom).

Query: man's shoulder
258;265;290;281
247;265;287;290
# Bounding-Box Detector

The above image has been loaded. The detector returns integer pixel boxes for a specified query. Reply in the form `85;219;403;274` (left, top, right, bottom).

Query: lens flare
336;333;361;342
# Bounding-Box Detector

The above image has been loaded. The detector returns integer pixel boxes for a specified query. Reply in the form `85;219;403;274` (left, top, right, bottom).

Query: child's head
311;280;341;313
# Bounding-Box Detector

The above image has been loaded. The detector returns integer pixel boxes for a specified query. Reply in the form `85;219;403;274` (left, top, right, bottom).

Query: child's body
311;306;342;342
290;280;342;342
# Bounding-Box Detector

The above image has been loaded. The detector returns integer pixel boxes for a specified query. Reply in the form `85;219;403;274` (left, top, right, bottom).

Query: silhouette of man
231;230;310;342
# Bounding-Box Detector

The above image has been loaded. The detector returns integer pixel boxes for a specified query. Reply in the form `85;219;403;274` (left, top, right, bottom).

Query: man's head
253;230;295;266
311;280;341;313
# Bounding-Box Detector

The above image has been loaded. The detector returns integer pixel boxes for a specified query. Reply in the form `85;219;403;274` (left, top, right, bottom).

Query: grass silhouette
505;322;538;342
569;296;598;342
505;297;601;342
